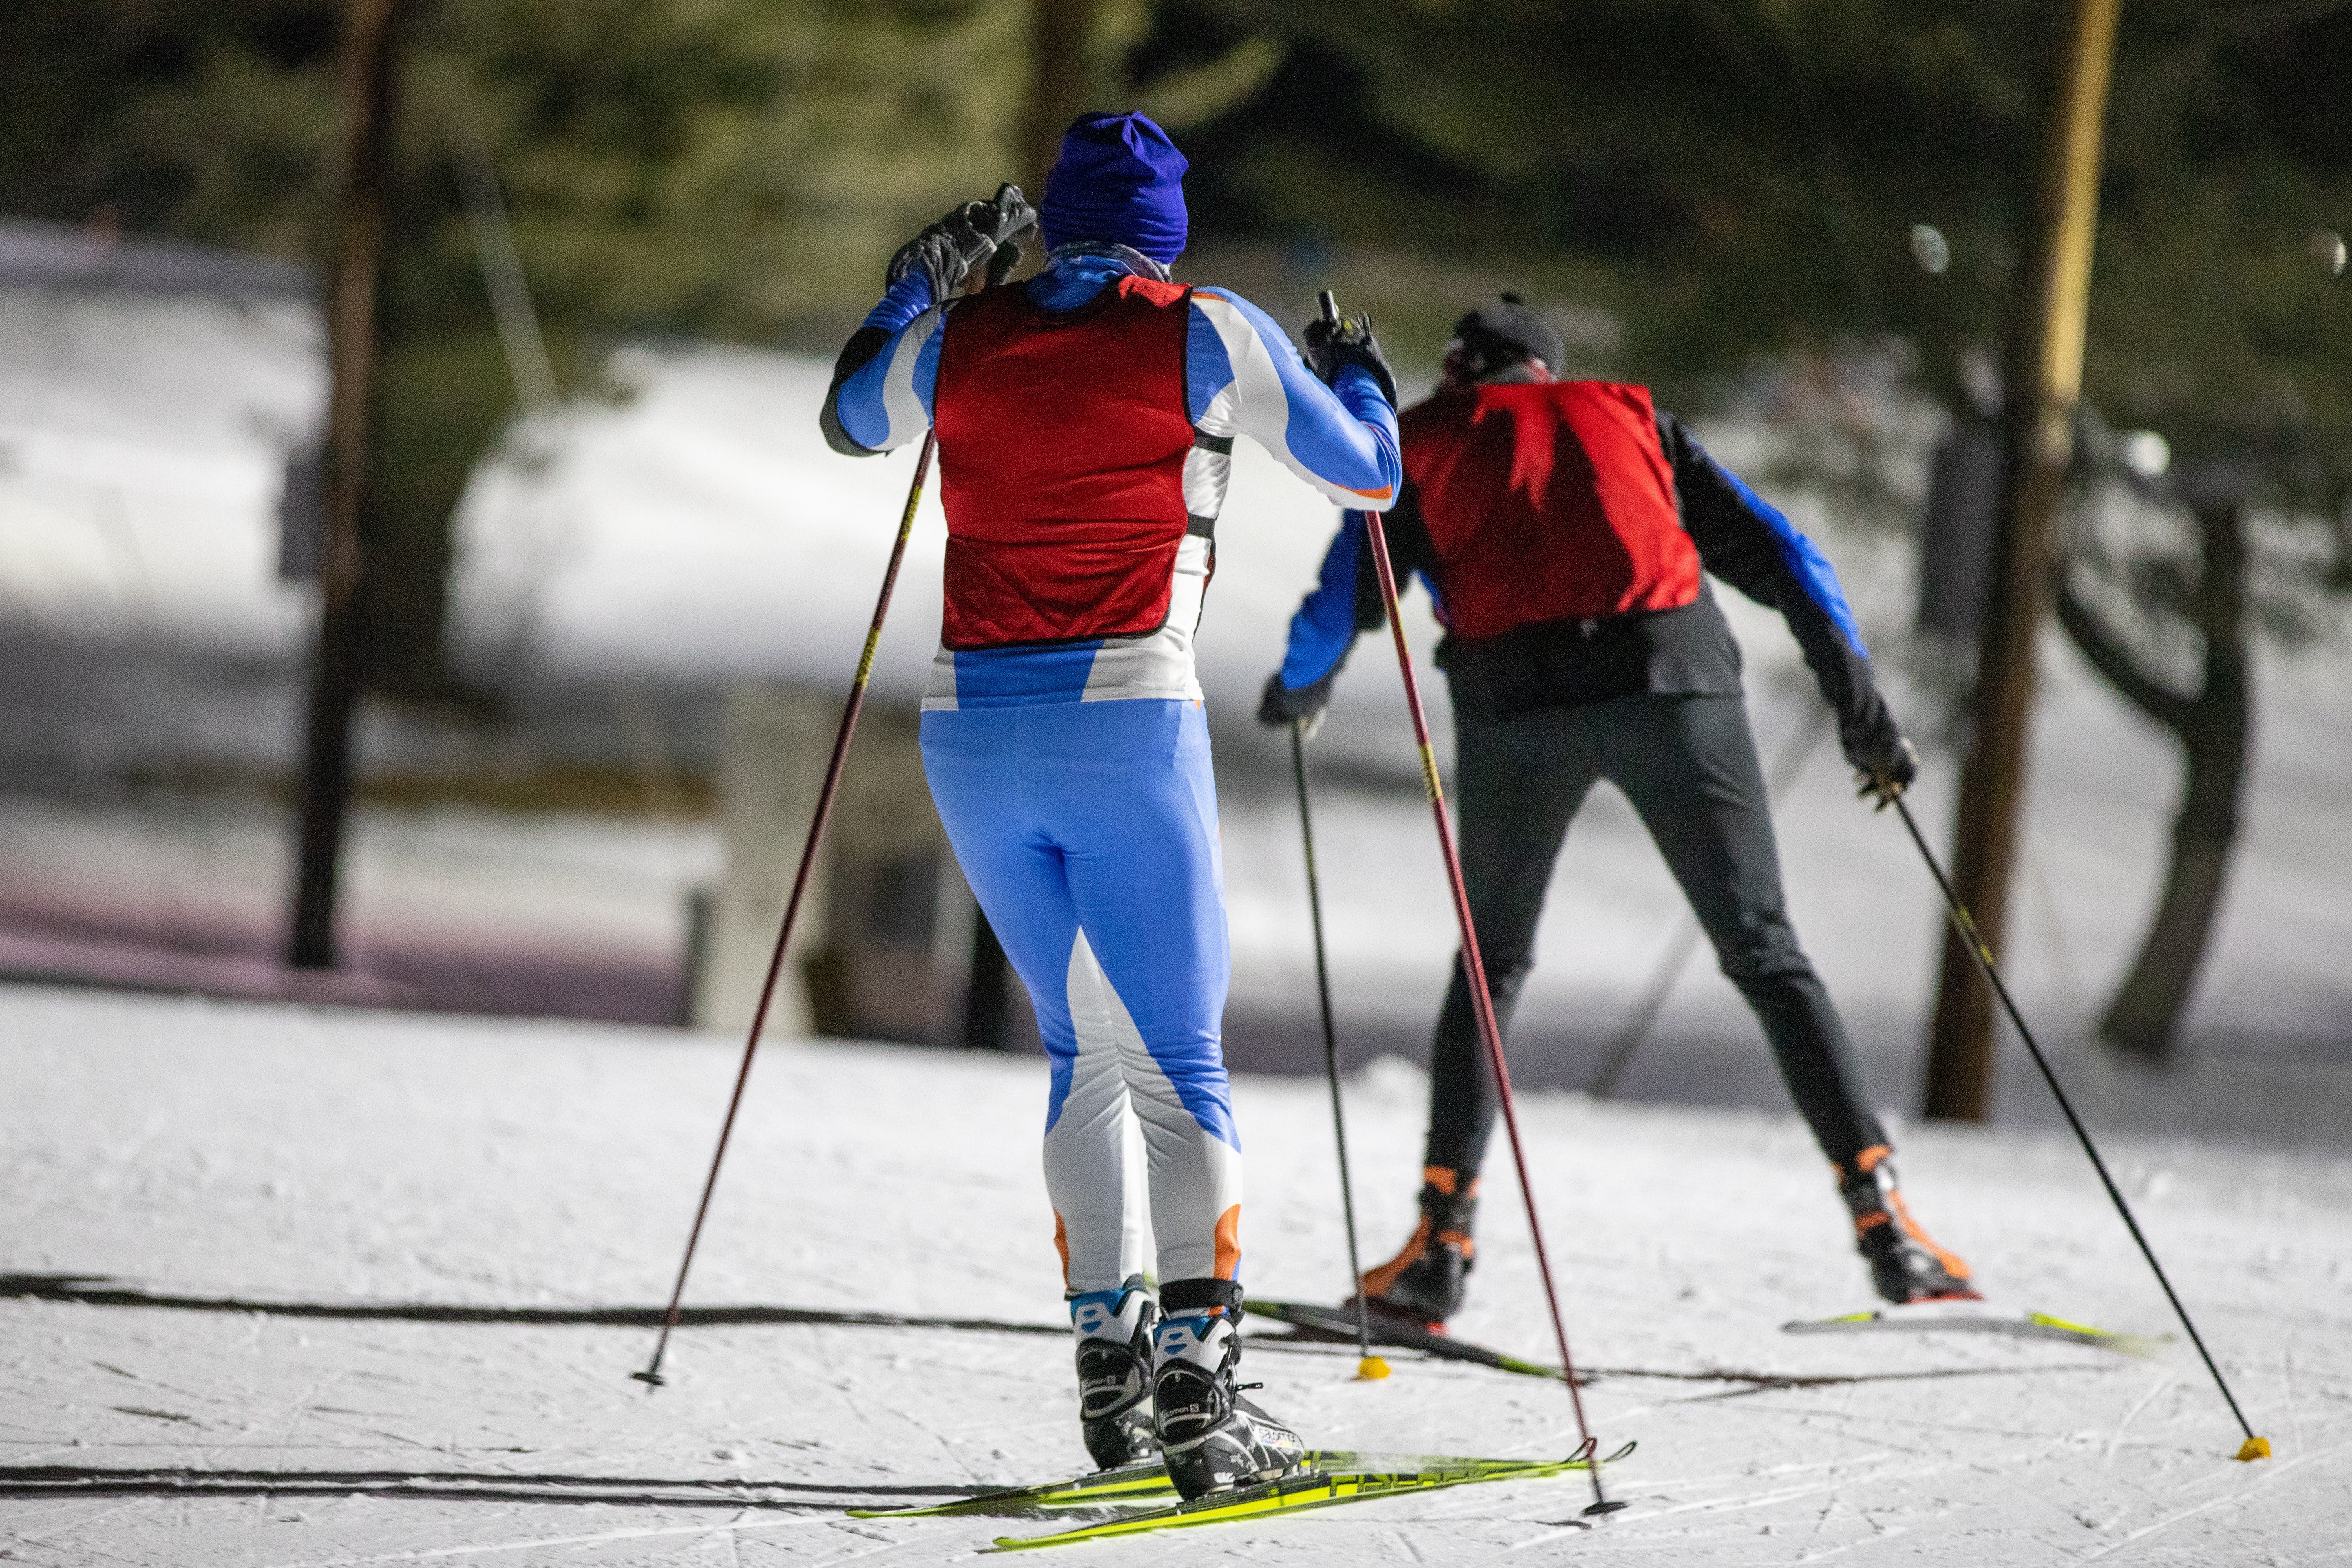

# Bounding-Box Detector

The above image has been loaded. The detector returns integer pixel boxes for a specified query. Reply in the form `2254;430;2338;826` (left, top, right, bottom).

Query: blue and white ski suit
827;251;1400;1292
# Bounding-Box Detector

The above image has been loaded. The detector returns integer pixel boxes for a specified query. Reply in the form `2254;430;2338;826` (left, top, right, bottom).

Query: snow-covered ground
4;983;2347;1564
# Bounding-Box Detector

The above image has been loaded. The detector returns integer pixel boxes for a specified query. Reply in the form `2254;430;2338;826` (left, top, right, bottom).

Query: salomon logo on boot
1151;1279;1306;1500
1840;1149;1979;1304
1070;1276;1159;1470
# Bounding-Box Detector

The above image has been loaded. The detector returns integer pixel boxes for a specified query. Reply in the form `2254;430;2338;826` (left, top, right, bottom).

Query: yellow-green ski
1780;1300;2164;1356
851;1444;1627;1521
985;1444;1636;1550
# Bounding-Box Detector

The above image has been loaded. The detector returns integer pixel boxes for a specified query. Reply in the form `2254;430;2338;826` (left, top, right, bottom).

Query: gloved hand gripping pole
1327;289;1623;1515
632;428;936;1390
1882;787;2269;1463
1290;718;1389;1382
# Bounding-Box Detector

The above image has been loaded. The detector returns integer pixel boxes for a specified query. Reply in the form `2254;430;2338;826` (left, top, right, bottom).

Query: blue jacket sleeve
1188;287;1401;509
1659;411;1897;753
820;272;942;457
1274;489;1440;693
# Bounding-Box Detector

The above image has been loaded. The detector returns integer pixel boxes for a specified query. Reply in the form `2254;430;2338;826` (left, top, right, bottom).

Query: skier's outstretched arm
1659;411;1915;788
1188;288;1401;510
1257;492;1439;731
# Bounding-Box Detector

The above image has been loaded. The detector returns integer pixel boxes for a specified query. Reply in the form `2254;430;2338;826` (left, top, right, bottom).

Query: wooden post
287;0;407;969
1921;0;2122;1118
1023;0;1102;199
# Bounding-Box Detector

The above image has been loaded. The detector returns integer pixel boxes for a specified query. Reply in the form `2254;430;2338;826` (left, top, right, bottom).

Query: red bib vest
931;276;1197;651
1402;380;1700;639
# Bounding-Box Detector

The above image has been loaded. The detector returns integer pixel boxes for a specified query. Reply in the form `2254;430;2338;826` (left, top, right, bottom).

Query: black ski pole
1327;289;1624;1515
632;428;936;1390
1289;718;1389;1382
1884;787;2268;1463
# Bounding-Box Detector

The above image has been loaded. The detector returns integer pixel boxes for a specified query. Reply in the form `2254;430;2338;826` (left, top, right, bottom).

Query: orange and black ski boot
1839;1146;1979;1303
1353;1168;1477;1329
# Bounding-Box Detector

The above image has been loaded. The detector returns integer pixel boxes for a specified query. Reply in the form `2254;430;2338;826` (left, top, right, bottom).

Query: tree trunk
1921;0;2122;1121
287;0;408;970
1023;0;1103;199
2100;496;2250;1057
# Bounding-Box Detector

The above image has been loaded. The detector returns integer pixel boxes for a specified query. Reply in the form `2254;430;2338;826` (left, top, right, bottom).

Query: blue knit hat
1038;111;1189;263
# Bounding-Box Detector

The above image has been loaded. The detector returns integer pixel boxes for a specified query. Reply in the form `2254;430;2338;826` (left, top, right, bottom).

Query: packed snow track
2;985;2345;1564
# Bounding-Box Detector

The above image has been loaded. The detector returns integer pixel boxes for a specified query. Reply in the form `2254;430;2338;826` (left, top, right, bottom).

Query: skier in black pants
1259;296;1977;1324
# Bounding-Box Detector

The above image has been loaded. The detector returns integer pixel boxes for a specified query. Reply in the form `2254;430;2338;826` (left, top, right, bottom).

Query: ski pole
1289;718;1389;1382
1884;787;2268;1463
632;428;936;1390
1323;290;1623;1515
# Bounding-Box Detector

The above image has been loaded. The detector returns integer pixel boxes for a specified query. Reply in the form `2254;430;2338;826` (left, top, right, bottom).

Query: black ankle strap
1160;1277;1244;1314
1420;1181;1478;1235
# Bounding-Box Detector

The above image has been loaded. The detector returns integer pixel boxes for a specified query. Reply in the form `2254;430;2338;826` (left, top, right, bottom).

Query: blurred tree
0;0;1037;695
1173;0;2352;1062
5;1;2346;1027
2044;0;2352;1056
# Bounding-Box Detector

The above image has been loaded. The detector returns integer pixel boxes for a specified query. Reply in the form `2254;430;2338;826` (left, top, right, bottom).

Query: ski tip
2237;1435;2273;1462
1355;1356;1392;1380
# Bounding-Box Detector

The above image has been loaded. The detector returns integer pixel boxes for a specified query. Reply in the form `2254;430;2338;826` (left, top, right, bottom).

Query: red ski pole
632;428;935;1389
1325;292;1623;1514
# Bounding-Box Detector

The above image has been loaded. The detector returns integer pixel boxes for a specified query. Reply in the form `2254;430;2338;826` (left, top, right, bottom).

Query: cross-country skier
820;113;1401;1496
1259;296;1977;1328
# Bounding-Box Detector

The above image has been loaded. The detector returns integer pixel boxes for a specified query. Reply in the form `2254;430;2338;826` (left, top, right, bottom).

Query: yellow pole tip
1354;1356;1391;1381
2236;1436;2272;1462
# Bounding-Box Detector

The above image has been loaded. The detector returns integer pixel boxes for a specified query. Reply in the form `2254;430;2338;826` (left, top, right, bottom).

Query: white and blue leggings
921;699;1243;1298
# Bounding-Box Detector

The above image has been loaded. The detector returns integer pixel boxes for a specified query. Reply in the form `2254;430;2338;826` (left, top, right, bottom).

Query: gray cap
1450;293;1564;376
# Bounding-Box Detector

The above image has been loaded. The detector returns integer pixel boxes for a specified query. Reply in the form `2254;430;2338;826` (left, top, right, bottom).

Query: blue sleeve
1188;288;1401;508
1716;462;1866;653
821;273;943;455
1661;411;1888;741
1280;513;1369;689
1273;492;1442;693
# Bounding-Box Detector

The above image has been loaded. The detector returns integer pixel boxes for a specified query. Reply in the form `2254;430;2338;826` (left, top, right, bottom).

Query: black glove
1303;309;1399;409
1845;709;1919;809
887;183;1037;302
1257;671;1334;738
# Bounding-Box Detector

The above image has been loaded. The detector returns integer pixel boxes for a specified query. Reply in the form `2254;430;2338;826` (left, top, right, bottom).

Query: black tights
1425;693;1884;1185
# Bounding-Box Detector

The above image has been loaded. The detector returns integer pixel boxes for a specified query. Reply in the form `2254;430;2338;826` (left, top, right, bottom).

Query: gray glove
1303;309;1399;409
886;183;1036;302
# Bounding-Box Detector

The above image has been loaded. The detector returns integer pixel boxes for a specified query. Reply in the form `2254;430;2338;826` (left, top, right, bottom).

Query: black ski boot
1840;1148;1979;1303
1151;1279;1306;1500
1354;1169;1477;1329
1069;1276;1159;1470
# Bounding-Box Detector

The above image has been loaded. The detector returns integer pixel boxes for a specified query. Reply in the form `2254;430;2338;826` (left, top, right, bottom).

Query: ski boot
1840;1146;1979;1303
1151;1278;1307;1500
1353;1168;1477;1329
1070;1276;1159;1470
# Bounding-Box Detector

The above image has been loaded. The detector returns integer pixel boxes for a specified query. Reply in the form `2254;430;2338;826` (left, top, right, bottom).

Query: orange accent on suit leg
1213;1204;1242;1286
1053;1212;1070;1287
